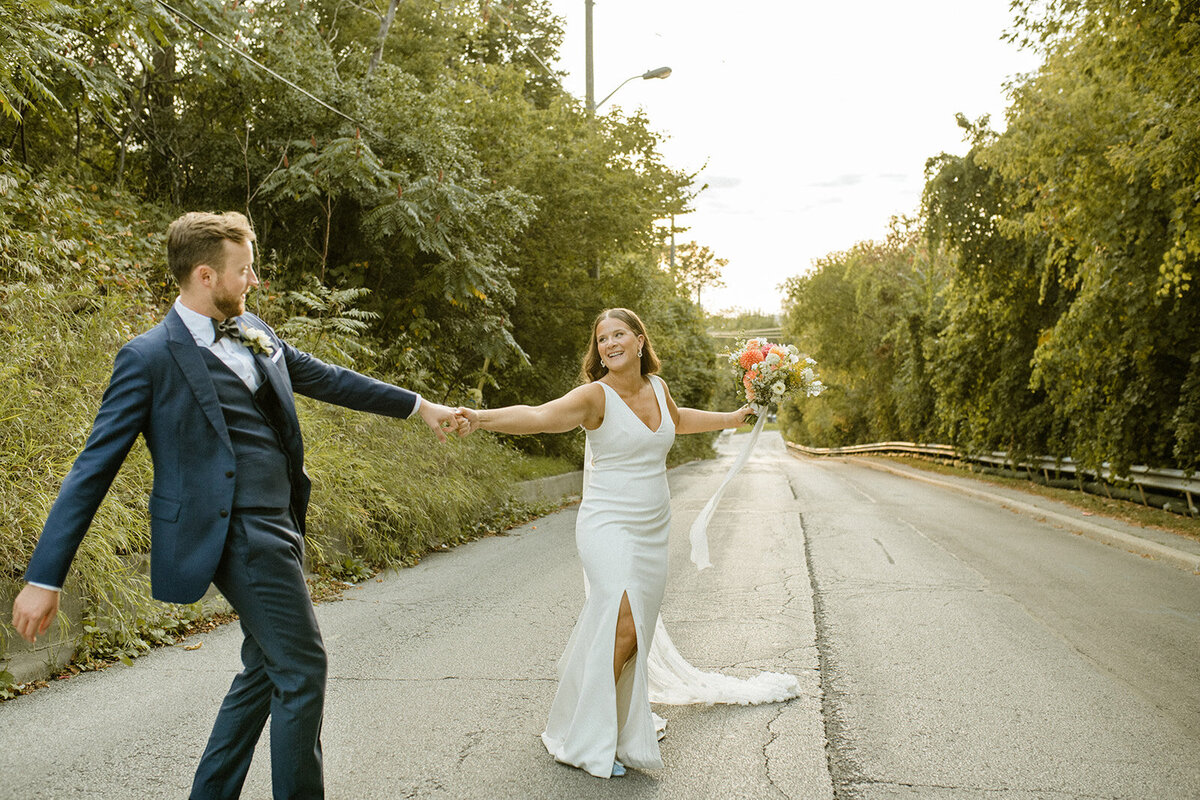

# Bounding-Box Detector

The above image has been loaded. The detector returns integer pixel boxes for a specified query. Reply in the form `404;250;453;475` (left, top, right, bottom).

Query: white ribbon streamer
688;406;767;569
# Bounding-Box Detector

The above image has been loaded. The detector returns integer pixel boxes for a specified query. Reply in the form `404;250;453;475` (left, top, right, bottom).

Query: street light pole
585;0;595;114
582;1;672;279
584;1;670;115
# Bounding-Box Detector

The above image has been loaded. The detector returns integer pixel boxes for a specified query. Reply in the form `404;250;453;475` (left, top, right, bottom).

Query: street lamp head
593;66;673;113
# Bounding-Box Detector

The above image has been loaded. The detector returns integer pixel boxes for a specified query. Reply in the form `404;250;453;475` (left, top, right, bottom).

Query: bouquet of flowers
690;337;823;571
728;338;824;410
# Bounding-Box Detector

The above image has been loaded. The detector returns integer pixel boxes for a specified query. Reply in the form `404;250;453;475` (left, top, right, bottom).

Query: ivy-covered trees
782;1;1200;474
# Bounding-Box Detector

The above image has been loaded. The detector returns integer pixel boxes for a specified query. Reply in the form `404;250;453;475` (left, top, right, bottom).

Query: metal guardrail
786;440;1199;514
706;327;784;339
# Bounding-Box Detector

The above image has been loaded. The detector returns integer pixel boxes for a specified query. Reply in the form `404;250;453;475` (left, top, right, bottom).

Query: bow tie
212;318;245;344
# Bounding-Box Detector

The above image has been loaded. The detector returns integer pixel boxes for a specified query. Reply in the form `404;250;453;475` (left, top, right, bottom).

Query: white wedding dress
540;376;802;778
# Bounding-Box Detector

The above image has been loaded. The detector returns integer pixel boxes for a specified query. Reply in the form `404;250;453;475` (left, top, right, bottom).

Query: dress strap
649;375;668;416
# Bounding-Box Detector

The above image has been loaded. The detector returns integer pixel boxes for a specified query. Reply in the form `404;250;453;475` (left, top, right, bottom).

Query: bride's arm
661;378;752;435
459;383;604;435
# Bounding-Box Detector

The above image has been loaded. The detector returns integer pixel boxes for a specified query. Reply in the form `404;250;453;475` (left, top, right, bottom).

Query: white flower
789;353;800;364
772;381;786;395
765;352;782;366
801;367;814;383
241;326;275;356
787;344;799;355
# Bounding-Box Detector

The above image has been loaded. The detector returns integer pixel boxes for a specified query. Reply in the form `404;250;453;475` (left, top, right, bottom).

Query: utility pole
585;0;595;114
670;213;676;270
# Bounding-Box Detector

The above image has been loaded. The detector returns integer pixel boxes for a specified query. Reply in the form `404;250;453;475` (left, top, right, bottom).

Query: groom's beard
212;281;247;319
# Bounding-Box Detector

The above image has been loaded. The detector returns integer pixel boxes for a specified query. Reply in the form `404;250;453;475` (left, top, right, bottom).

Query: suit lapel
253;348;299;425
235;315;298;426
165;308;234;454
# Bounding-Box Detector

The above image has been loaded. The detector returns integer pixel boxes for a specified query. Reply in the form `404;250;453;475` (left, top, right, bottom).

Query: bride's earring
637;349;643;358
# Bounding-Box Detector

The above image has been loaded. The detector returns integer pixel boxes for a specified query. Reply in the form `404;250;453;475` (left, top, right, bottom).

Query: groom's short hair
167;211;257;286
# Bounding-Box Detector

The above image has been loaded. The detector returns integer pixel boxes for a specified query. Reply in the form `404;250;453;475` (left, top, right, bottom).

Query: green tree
923;116;1071;459
669;241;726;305
988;0;1200;471
781;219;949;447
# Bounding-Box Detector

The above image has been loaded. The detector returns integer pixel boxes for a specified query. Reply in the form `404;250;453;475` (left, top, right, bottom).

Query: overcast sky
543;0;1043;314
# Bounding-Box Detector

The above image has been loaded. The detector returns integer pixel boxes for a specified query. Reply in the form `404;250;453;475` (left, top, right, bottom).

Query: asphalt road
796;454;1200;799
2;432;1198;799
0;433;828;799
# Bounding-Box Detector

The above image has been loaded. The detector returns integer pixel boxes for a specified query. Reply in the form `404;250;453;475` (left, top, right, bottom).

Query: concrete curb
840;455;1200;574
512;470;583;505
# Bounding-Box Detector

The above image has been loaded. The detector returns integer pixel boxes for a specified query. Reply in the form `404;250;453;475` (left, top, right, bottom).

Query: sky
543;0;1044;314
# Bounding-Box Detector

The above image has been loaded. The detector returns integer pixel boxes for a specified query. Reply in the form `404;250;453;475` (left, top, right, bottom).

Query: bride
459;308;801;778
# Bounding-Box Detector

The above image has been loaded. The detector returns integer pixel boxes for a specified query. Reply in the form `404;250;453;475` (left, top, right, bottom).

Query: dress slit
614;590;639;680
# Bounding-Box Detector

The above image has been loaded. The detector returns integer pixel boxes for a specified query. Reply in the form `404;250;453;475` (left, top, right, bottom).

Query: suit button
219;509;229;518
226;471;235;478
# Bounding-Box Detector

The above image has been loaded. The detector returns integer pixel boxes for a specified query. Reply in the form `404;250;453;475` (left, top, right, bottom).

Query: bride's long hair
580;307;662;382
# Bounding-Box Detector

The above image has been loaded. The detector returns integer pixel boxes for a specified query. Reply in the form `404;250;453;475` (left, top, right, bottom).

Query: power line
483;2;562;86
152;0;380;139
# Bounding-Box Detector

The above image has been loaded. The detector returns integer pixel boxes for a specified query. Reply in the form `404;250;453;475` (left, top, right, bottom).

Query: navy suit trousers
189;509;326;800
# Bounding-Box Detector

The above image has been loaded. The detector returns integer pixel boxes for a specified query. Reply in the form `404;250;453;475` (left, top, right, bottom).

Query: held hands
11;584;60;643
455;407;482;435
418;401;470;442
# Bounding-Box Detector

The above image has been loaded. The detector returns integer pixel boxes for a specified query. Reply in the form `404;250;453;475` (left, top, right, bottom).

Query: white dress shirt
174;298;261;391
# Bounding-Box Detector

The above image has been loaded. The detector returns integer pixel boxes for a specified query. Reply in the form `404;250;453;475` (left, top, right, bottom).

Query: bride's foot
611;760;626;778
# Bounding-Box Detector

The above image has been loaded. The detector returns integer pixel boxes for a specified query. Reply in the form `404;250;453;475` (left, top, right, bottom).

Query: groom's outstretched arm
279;339;466;441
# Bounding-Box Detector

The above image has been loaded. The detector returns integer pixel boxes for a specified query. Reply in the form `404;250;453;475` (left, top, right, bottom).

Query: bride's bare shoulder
571;381;606;429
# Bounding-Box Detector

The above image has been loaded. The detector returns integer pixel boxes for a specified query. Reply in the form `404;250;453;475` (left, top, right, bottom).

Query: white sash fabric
687;407;767;569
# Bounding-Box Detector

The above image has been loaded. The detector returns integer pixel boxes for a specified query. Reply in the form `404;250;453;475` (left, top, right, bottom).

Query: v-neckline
602;377;663;434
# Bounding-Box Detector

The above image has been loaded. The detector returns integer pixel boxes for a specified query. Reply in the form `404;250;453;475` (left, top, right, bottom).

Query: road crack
796;498;860;799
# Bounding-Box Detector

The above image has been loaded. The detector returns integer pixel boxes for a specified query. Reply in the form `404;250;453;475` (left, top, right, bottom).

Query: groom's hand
418;400;469;442
11;584;60;643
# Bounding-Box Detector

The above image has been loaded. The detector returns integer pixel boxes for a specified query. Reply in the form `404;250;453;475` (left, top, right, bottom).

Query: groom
10;211;465;799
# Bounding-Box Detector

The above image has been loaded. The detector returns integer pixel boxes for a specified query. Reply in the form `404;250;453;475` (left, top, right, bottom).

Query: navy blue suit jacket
25;307;418;604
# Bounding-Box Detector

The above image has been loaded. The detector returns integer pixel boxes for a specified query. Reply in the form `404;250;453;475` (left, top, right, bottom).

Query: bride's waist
585;468;666;486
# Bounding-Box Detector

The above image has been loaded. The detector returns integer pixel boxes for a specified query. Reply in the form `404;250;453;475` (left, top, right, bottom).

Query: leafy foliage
781;1;1198;476
782;219;950;448
668;241;727;305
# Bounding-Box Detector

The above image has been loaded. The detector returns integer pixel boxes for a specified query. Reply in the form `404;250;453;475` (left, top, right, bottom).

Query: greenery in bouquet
729;338;824;411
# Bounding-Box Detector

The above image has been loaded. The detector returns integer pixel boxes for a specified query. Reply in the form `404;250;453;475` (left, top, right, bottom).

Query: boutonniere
240;325;275;356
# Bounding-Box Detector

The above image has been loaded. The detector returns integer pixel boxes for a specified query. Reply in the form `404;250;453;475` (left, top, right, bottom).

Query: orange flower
739;348;765;370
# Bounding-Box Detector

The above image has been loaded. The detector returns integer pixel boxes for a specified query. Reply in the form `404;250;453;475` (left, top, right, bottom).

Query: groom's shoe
611;760;626;778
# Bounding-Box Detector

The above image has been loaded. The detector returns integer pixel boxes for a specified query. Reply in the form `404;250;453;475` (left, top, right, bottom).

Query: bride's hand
731;405;754;427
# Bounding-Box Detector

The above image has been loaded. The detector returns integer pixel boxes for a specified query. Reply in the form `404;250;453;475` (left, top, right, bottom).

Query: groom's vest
198;349;294;509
